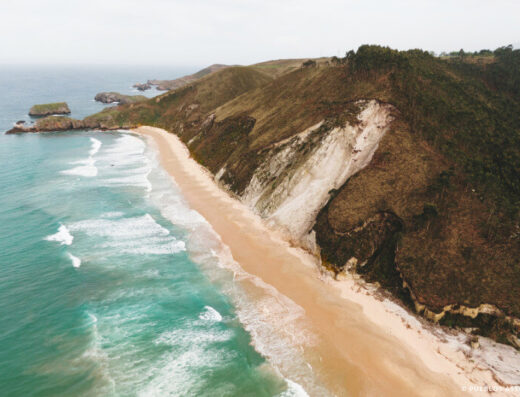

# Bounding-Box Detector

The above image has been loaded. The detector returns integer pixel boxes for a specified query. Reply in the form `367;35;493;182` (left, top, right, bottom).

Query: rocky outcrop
133;83;151;91
94;92;146;105
7;117;81;133
5;115;127;134
29;102;70;117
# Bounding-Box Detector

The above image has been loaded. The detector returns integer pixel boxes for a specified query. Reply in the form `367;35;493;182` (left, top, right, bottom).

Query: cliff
7;49;520;349
28;102;70;117
236;100;395;247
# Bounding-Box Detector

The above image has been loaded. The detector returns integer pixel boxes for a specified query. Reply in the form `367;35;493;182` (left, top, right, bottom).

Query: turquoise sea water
0;67;310;396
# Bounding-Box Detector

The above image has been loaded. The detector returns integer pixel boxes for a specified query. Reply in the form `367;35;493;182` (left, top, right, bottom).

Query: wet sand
135;126;473;396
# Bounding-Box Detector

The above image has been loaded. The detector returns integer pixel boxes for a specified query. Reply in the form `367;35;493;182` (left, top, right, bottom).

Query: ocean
0;66;311;396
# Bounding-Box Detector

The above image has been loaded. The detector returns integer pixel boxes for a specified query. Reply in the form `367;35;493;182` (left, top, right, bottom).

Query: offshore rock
29;102;70;117
132;83;151;91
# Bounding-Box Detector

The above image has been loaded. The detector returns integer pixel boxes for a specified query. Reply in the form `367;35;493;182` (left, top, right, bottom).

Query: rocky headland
94;92;146;105
132;83;151;91
6;103;137;134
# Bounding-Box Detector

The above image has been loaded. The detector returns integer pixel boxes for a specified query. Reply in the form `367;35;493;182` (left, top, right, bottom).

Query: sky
0;0;519;66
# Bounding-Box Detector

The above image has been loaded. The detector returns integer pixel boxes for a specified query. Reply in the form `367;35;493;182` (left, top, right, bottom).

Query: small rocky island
29;102;71;117
94;92;146;105
132;83;151;91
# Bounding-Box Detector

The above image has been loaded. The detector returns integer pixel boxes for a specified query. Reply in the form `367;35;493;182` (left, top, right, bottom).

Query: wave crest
45;224;73;245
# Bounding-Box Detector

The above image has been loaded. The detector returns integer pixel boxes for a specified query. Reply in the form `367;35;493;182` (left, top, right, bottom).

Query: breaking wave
68;252;81;268
45;224;73;245
61;137;102;177
67;213;185;256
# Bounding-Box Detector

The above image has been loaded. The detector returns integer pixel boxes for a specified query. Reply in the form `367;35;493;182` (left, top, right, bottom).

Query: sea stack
29;102;71;117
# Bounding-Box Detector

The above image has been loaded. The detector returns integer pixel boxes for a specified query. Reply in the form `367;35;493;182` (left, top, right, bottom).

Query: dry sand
135;126;519;396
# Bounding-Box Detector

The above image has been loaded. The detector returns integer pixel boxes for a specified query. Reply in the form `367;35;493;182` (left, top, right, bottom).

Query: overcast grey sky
1;0;518;66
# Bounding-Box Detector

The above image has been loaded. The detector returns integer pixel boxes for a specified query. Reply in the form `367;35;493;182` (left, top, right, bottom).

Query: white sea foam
67;213;185;256
146;168;326;396
68;253;81;268
45;224;73;245
61;161;98;177
61;136;102;177
100;211;125;218
119;243;185;255
89;137;102;156
99;175;152;190
103;135;146;156
138;326;237;396
278;379;310;397
83;307;238;396
69;214;169;237
199;306;223;322
96;135;152;191
88;313;98;324
156;327;233;346
137;345;235;396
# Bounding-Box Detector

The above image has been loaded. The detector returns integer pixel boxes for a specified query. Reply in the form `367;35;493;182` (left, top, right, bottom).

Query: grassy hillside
250;57;331;78
75;47;520;346
148;64;231;91
29;102;70;116
94;92;147;105
314;46;520;344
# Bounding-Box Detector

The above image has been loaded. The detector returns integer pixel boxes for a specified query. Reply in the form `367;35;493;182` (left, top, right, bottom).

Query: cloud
0;0;518;65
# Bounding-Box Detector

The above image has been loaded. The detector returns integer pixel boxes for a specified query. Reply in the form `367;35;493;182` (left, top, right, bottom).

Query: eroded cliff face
310;117;520;348
209;97;520;349
219;100;395;247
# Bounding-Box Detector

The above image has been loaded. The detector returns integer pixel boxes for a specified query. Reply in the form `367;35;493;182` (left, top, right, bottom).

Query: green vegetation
27;116;83;132
314;45;520;346
94;92;147;105
29;102;70;116
250;58;313;78
68;47;520;346
343;45;520;232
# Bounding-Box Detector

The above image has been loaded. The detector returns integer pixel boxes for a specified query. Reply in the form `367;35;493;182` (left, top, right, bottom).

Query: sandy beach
135;126;520;396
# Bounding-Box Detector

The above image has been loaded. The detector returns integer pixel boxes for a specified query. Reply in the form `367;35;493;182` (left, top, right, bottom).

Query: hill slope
146;64;231;90
17;48;520;347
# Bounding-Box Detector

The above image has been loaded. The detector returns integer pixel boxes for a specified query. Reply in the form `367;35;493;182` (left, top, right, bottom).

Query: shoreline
135;126;519;396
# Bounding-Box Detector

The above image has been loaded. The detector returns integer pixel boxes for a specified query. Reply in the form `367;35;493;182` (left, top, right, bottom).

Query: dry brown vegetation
70;49;520;346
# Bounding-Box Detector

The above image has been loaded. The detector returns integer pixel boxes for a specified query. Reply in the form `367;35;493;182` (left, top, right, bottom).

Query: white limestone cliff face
233;100;394;247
